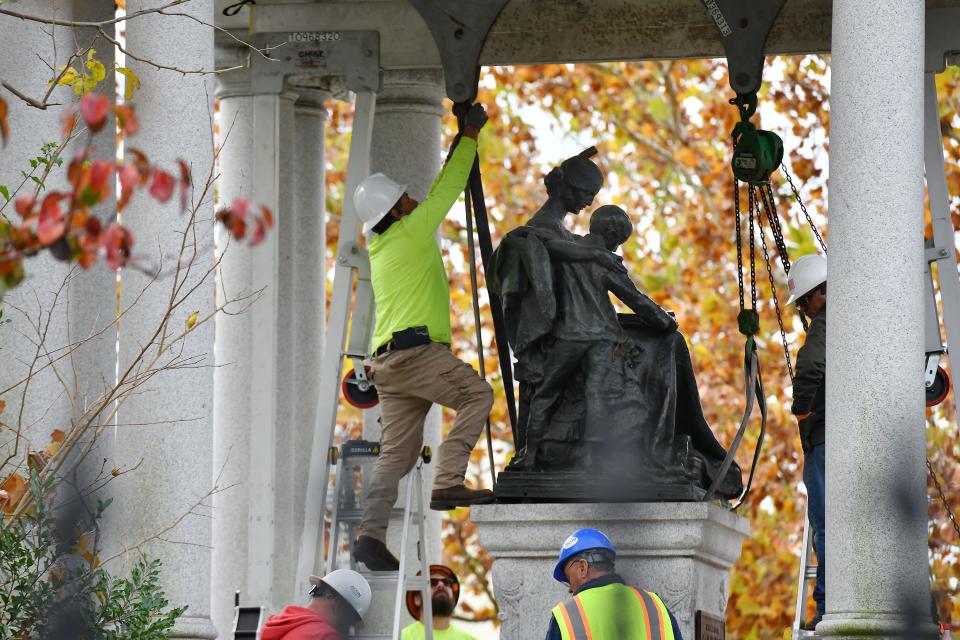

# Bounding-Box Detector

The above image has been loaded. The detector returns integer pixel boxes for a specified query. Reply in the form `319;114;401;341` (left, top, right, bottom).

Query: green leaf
0;184;9;201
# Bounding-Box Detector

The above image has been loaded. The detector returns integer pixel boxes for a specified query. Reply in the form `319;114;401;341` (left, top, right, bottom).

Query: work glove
464;103;488;130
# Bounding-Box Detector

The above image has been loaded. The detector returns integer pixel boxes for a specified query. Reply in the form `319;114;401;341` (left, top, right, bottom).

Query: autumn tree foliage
321;57;960;637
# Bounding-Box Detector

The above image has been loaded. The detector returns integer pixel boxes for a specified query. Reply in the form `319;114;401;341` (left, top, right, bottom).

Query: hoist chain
756;191;796;381
748;186;758;309
735;179;745;311
760;185;791;274
927;457;960;543
780;163;828;255
760;184;808;333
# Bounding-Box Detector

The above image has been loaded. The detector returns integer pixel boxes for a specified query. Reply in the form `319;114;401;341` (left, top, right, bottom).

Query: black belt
374;340;450;358
374;342;396;357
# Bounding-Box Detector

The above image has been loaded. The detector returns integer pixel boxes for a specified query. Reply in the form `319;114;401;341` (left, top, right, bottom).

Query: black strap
465;155;519;434
222;0;255;16
702;340;766;508
450;102;518;446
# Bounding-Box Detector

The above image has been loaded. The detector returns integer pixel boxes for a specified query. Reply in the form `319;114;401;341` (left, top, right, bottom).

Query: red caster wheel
342;369;379;408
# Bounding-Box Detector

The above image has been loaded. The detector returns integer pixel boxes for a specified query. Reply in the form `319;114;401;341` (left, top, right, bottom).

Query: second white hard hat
311;569;372;620
353;173;407;225
786;254;827;304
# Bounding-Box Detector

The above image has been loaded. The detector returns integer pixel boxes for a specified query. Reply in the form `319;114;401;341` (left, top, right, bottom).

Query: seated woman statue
488;152;742;500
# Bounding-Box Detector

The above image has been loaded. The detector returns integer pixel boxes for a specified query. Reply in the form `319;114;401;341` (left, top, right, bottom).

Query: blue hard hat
552;528;616;584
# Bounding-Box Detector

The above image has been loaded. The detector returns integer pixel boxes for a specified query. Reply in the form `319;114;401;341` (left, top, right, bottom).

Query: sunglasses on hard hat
430;577;454;588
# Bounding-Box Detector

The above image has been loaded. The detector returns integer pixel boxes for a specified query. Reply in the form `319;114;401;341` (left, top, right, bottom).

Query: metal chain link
757;195;797;381
734;179;745;311
927;457;960;542
761;184;808;333
780;162;828;254
748;186;758;309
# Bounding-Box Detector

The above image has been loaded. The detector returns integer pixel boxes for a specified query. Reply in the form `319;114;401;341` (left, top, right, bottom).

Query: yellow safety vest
551;583;676;640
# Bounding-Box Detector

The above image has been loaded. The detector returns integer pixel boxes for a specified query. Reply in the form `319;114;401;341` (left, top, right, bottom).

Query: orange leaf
79;94;110;133
50;429;66;443
0;96;8;146
113;103;139;137
148;169;175;203
103;223;134;269
0;473;28;514
177;159;191;211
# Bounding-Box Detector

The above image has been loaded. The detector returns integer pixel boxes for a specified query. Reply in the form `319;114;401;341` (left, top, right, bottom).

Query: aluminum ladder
790;509;818;639
327;440;434;640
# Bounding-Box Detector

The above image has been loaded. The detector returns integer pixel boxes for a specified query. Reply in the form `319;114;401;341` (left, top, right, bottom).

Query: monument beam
237;0;960;68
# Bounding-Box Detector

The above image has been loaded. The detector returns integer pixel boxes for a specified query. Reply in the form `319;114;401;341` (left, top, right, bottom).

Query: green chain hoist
730;92;784;185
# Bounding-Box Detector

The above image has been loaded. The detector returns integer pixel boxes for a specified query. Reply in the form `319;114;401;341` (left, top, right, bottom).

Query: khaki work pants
360;342;493;542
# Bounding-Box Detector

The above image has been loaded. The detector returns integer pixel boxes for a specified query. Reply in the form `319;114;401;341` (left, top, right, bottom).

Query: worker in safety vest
261;569;372;640
350;103;495;572
402;564;478;640
787;253;827;631
546;528;683;640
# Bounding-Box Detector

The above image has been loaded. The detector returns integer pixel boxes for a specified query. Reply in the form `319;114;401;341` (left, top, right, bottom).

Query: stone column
360;68;446;633
0;0;115;457
117;3;216;638
472;503;749;640
272;85;322;612
818;2;934;638
211;54;306;630
211;62;256;637
286;85;330;592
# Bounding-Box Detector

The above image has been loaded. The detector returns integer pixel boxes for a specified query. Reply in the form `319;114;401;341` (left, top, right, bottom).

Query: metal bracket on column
249;30;382;94
406;0;510;103
926;8;960;73
699;0;787;95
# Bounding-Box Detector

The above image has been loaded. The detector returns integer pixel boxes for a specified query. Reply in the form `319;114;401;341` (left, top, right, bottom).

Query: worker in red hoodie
261;569;372;640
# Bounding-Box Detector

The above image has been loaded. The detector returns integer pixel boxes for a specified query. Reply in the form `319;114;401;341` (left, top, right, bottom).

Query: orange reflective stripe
558;601;576;638
656;597;666;640
648;592;674;640
631;587;654;639
574;595;593;640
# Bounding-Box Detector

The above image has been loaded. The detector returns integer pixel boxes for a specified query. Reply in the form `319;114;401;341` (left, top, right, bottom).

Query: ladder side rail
923;73;960;414
792;510;814;639
417;463;433;640
328;453;345;572
296;90;377;595
392;471;417;640
343;247;375;386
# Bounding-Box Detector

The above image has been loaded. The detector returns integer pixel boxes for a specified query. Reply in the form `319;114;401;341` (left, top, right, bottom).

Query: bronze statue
488;151;743;501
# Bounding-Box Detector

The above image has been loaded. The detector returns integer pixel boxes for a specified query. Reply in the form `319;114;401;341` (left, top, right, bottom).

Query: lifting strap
450;101;518;486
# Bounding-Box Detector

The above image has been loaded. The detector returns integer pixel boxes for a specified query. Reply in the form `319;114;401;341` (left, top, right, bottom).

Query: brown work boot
353;535;399;572
430;485;496;511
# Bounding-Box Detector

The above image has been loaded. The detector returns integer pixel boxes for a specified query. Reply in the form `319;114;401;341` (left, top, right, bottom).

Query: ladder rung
403;576;429;589
357;572;403;588
331;508;418;522
804;566;818;579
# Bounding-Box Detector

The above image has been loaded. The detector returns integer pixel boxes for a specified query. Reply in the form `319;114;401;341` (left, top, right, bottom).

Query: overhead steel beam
242;1;960;69
699;0;788;94
407;0;511;103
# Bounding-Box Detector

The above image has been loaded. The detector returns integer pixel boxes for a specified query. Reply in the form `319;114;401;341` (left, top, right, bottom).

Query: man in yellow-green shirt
351;104;495;572
401;565;478;640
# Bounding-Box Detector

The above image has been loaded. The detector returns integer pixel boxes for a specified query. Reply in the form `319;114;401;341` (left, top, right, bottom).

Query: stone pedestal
471;503;748;640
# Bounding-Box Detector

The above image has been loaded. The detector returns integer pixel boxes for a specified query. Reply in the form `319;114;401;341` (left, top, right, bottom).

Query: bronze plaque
696;610;725;640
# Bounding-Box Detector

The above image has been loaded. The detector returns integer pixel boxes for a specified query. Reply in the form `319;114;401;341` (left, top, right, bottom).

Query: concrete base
471;502;749;640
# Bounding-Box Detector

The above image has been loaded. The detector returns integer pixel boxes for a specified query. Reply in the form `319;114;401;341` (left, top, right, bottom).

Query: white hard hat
310;570;372;620
353;173;407;225
786;254;827;304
